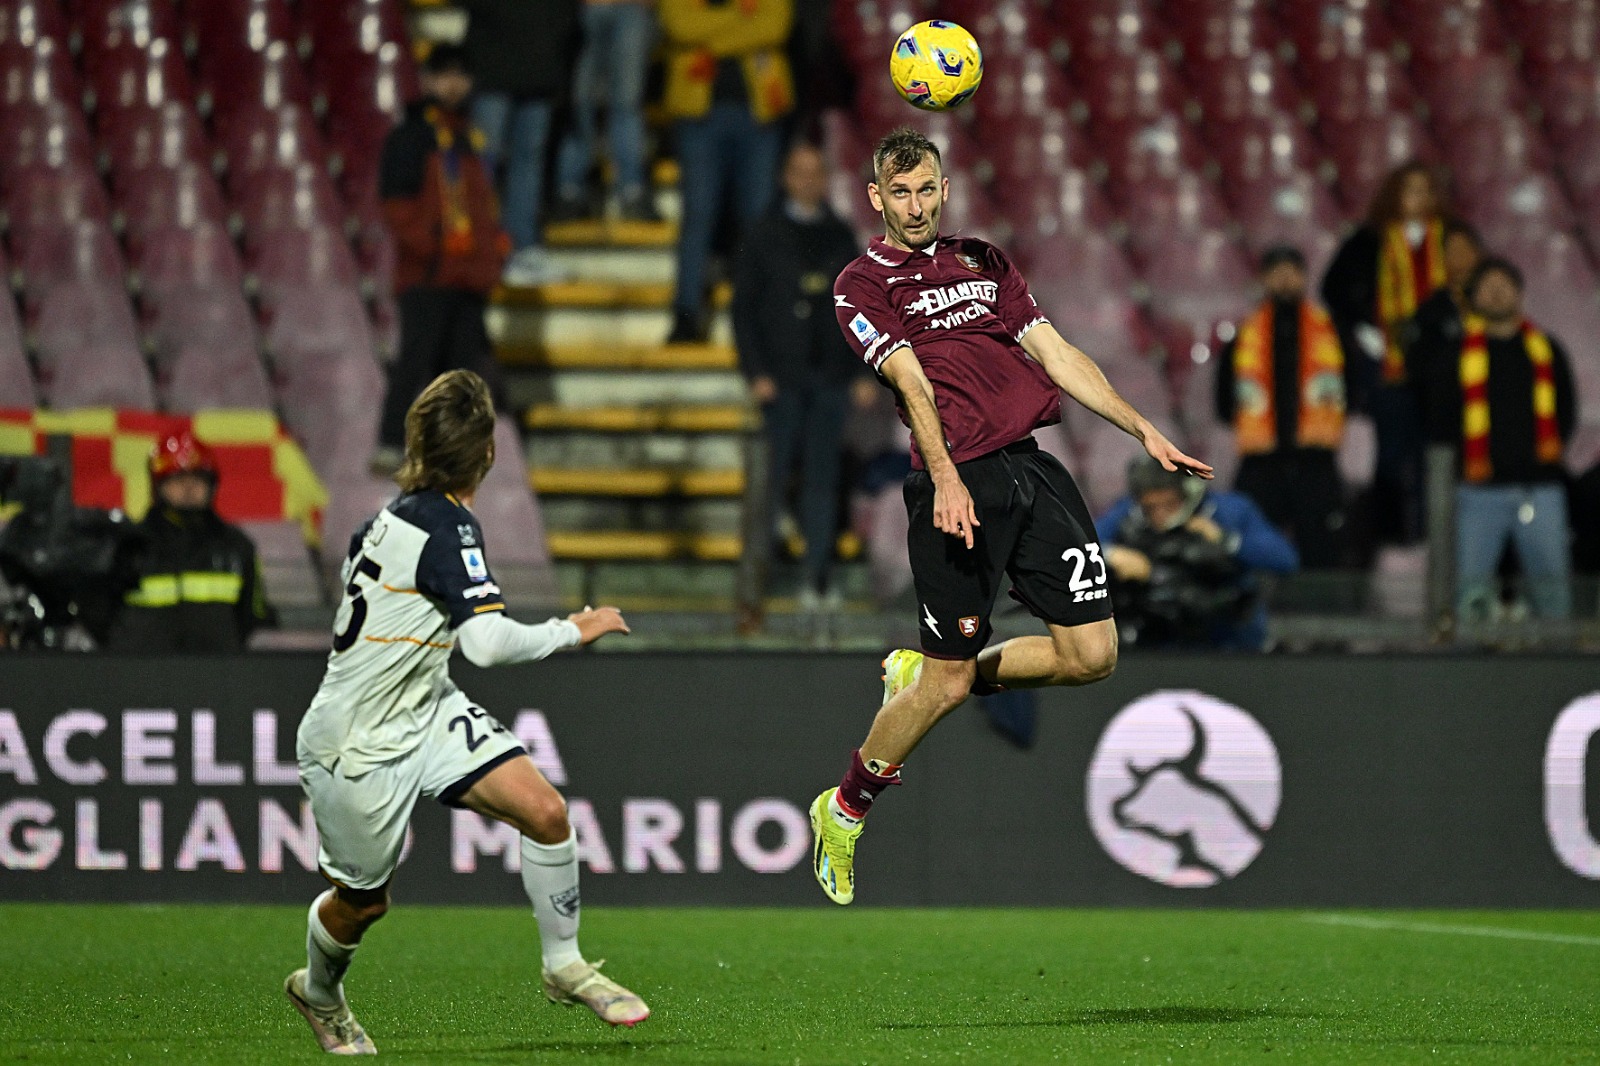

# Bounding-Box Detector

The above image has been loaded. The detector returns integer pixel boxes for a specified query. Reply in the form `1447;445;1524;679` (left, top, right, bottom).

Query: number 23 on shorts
1063;544;1109;603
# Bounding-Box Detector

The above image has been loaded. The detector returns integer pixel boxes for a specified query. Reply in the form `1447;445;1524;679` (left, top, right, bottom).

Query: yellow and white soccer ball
889;19;983;111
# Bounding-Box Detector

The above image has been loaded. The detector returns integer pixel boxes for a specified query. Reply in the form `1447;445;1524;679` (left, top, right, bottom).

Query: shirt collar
867;235;942;267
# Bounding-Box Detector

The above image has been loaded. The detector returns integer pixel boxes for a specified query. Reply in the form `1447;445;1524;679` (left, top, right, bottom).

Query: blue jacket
1096;490;1299;649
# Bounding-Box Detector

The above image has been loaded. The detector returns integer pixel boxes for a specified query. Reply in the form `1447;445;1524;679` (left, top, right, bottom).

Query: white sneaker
284;969;376;1055
501;248;569;286
542;959;650;1028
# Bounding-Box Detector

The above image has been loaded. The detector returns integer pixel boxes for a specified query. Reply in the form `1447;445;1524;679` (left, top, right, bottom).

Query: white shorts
300;689;525;890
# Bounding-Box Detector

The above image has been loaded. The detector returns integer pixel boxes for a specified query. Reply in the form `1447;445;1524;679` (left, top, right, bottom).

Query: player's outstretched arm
456;606;628;668
1021;323;1214;480
567;605;630;644
879;346;981;548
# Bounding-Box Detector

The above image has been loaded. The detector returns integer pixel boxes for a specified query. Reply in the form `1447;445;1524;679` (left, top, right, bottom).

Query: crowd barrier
2;653;1598;906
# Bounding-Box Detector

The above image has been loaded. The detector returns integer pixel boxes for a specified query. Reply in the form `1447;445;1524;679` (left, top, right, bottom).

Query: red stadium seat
273;339;384;471
85;35;193;113
1206;110;1326;186
202;38;313;127
0;99;96;173
1321;113;1439;213
0;246;35;406
1229;169;1344;253
185;0;295;57
33;282;153;409
1117;170;1234;258
1509;0;1600;63
1007;168;1117;245
1284;1;1396;64
1304;51;1419;124
1189;51;1304;126
1412;53;1526;125
134;224;245;291
1170;0;1283;62
1462;172;1578;242
1054;0;1169;58
146;283;271;411
982;110;1092;183
233;161;347;236
1095;112;1211;185
1142;229;1254;327
1550;117;1600;209
320;38;414;128
1;36;79;108
247;224;361;296
117;167;232;253
1439;115;1555;198
1021;230;1149;362
3;163;113;239
1527;56;1600;127
218;104;329;182
0;0;69;45
75;0;182;51
1079;47;1190;128
14;219;126;310
1395;0;1511;61
970;48;1072;121
99;99;211;173
941;0;1054;59
828;0;932;73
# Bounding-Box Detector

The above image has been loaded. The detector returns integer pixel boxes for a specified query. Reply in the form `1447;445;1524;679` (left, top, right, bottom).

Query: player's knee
1052;628;1118;685
922;658;977;711
336;886;390;926
524;792;570;842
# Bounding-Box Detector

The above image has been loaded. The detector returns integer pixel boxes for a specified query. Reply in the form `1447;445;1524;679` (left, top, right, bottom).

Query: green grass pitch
5;904;1600;1064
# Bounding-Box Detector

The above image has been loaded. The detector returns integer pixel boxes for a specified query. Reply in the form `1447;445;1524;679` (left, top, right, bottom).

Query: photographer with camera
106;432;275;653
1095;456;1299;650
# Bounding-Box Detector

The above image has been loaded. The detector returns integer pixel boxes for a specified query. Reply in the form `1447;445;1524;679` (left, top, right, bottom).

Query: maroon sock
834;749;901;819
970;673;1006;698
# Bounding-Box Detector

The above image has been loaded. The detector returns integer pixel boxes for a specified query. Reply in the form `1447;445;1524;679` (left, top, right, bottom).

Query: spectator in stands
1322;162;1452;545
1096;457;1299;651
371;45;508;478
1215;245;1353;569
108;432;274;652
463;0;582;284
551;0;660;223
661;0;794;344
1401;219;1484;390
734;140;872;614
1420;258;1578;621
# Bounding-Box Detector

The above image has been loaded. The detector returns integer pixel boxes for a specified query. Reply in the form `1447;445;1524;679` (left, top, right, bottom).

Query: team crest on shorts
959;615;980;637
956;253;983;273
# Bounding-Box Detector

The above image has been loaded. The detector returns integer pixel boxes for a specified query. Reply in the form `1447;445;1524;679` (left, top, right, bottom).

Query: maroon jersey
834;235;1060;468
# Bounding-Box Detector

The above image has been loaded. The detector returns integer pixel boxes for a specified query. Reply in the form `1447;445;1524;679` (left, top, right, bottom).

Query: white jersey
298;490;508;776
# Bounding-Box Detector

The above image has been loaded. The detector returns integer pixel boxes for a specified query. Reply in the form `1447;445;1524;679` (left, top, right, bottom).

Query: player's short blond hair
873;126;942;186
396;370;496;495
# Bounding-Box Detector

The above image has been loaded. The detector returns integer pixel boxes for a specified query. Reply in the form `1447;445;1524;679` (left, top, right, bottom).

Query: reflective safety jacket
107;506;274;652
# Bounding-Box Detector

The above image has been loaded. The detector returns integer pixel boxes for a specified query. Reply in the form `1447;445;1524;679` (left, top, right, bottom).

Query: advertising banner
1;653;1598;906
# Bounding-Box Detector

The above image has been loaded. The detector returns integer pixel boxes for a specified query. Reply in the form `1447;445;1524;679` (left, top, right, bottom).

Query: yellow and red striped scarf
1459;318;1564;482
1233;300;1346;455
1376;219;1446;384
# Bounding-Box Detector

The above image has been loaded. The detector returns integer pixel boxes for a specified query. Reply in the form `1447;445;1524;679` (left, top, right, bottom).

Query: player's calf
1044;622;1118;686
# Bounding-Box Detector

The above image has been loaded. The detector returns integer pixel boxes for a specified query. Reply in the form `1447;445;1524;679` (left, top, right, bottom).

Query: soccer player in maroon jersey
809;126;1212;904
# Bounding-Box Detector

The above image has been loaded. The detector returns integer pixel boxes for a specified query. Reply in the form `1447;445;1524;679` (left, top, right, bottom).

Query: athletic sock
970;673;1007;698
304;890;357;1009
520;832;584;972
831;749;901;827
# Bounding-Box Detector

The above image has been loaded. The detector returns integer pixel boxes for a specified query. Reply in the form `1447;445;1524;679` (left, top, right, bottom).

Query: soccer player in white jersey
284;370;648;1054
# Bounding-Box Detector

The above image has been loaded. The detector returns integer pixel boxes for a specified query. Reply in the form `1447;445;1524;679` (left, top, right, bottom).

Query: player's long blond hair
396;370;496;495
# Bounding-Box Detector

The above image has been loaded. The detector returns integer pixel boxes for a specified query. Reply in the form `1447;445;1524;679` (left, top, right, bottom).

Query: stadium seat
99;99;211;173
972;48;1072;121
248;224;361;296
1078;47;1190;127
239;519;324;609
1411;53;1526;125
33;281;154;409
1283;1;1396;64
1462;172;1578;242
75;0;182;51
202;38;313;129
1528;56;1600;128
321;37;413;125
473;416;557;580
1117;170;1234;258
0;35;79;108
1438;114;1555;199
0;99;96;172
1190;51;1304;126
185;0;296;57
157;324;273;412
1393;0;1509;62
829;0;931;73
1551;117;1600;209
0;252;35;407
84;35;193;113
11;218;122;311
274;346;386;479
1142;229;1254;328
942;0;1053;59
3;159;110;232
1007;168;1117;243
1510;0;1599;63
1228;169;1343;254
232;161;348;236
0;0;69;46
115;163;232;250
1022;231;1146;361
1095;112;1212;185
1054;0;1168;58
217;104;328;182
1206;110;1326;186
1320;113;1439;212
1303;50;1419;124
1170;0;1283;62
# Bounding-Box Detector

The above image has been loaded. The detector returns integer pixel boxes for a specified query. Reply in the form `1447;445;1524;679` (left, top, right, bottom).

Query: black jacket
1213;298;1357;452
462;0;582;100
107;506;274;653
1320;225;1382;410
1420;325;1579;484
733;203;865;388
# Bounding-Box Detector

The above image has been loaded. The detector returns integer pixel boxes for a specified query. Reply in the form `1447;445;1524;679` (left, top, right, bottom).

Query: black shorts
905;437;1112;660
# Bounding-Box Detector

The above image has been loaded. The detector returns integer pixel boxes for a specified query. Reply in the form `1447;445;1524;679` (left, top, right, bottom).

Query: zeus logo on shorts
461;548;488;581
849;313;880;346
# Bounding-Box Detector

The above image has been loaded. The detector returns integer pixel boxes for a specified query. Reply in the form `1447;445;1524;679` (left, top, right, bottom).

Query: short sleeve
416;519;506;628
834;266;911;372
992;246;1048;342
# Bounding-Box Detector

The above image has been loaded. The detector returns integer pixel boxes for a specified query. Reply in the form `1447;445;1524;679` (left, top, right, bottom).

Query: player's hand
1142;427;1214;480
1107;545;1152;582
932;471;980;549
750;376;778;405
568;605;630;644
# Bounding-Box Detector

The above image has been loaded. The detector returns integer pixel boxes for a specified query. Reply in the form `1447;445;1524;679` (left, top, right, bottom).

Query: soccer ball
889;20;983;111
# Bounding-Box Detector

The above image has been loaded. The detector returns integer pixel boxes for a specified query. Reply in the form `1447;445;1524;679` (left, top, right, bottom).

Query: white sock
304;890;357;1009
521;833;584;972
828;791;863;829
